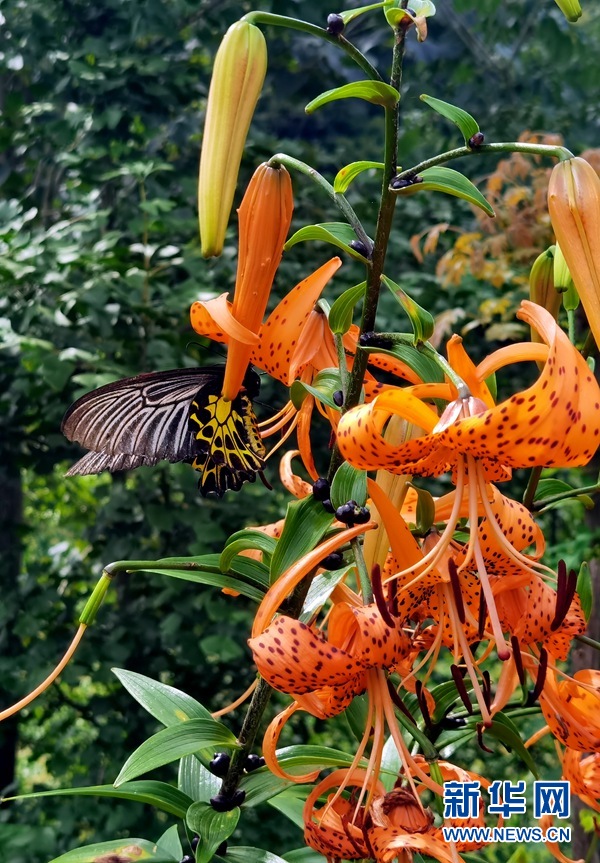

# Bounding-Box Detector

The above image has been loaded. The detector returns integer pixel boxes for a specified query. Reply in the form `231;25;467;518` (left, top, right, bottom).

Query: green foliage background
1;0;599;860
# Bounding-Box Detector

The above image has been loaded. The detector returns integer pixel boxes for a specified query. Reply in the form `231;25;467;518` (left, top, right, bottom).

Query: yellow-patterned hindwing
189;392;265;497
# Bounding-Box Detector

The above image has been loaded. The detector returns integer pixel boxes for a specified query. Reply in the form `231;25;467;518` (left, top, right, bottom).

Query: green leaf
328;282;366;335
276;745;358;776
156;826;183;861
329;462;368;509
489;713;539;778
269;496;334;582
361;343;444;384
577;561;593;622
409;483;436;534
240;769;292;807
283;849;326;863
300;565;354;623
333;162;384;194
533;478;594;511
47;839;177;863
186;802;240;863
344;694;370;744
224;848;290;863
392;166;495;217
290;368;343;412
385;0;435;27
178;755;220;803
284;223;371;262
220;531;277;572
112;669;213;726
380;735;402;792
305;81;399;114
4;782;192;819
420;94;480;144
268;788;313;830
430;680;463;724
115;720;239;786
338;2;391;25
138;555;265;602
381;275;435;343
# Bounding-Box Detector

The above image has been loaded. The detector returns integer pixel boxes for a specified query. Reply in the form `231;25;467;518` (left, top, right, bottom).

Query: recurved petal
539;669;600;751
439;302;600;469
248;616;367;694
327;602;411;670
253;258;342;384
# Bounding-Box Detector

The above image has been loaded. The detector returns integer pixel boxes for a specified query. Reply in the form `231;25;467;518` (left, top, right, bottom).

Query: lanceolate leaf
3;782;192;819
113;669;212;726
269;496;333;582
328;282;366;334
338;2;391;25
178;755;221;802
186;802;240;863
381;275;435;343
156;826;183;861
489;713;539;778
223;848;290;863
305;81;399;114
115;720;239;786
47;839;177;863
284;223;371;262
220;530;278;572
333;162;384;194
420;94;480;144
392;166;495;217
576;561;593;622
329;462;368;509
361;343;444;384
239;768;292;806
290;369;343;412
300;565;354;623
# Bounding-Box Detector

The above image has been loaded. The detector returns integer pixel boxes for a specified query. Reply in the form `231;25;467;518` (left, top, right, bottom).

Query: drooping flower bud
528;246;560;357
553;0;582;22
198;21;268;258
222;162;293;400
548;156;600;348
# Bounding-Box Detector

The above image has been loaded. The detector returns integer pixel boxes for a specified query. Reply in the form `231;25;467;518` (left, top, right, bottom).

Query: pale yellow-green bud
529;246;559;360
553;0;582;23
553;243;573;294
198;21;267;258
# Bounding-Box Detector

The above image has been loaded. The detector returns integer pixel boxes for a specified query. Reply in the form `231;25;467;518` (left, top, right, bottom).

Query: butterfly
61;366;266;497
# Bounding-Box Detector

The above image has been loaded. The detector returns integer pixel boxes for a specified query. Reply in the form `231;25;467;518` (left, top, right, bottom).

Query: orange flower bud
222;162;293;400
548;156;600;347
198;21;267;258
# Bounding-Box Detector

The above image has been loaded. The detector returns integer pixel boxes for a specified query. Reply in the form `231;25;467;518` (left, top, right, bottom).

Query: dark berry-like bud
322;498;335;514
216;841;228;856
468;131;485;149
180;856;194;863
390;173;423;189
209;752;230;777
335;501;357;525
210;789;245;812
359;331;393;349
326;13;345;35
353;506;371;525
245;753;265;772
312;477;331;501
191;836;200;851
321;551;344;570
349;239;370;258
332;390;344;407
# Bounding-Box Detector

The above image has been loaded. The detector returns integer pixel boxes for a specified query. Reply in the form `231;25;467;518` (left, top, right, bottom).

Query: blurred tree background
1;0;599;860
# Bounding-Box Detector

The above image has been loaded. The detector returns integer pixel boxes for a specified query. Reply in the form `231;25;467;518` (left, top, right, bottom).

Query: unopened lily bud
553;0;582;22
528;246;560;352
222;162;293;400
548;156;600;348
553;243;573;294
198;21;268;258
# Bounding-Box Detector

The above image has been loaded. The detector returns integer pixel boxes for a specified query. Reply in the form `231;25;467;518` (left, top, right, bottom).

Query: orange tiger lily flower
538;668;600;751
562;747;600;813
337;301;600;479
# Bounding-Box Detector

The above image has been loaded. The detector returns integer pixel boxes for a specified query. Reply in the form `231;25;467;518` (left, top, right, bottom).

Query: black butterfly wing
62;368;224;475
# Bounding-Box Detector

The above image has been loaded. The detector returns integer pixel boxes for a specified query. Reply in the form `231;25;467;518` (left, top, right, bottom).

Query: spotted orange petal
539;668;600;751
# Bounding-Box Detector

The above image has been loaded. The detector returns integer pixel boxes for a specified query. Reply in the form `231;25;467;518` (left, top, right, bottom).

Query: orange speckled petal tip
248;615;367;694
447;334;495;407
262;702;320;783
190;293;260;344
253;257;342;384
562;748;600;813
327;602;410;669
279;450;312;499
440;301;600;470
539;668;600;751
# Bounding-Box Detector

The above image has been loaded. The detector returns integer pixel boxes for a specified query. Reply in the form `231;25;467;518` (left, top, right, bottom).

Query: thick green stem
523;466;543;511
393;142;574;184
532;481;600;511
268;153;371;249
575;634;600;652
241;12;383;82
